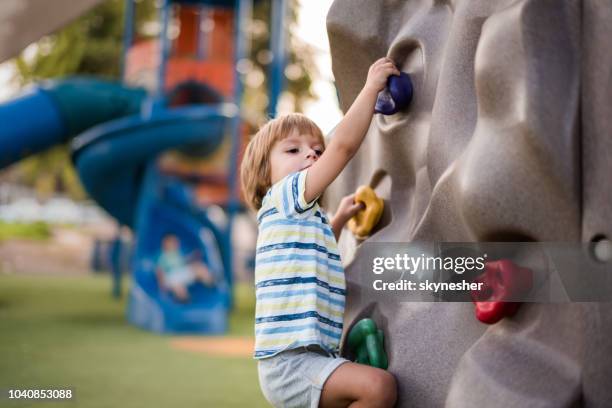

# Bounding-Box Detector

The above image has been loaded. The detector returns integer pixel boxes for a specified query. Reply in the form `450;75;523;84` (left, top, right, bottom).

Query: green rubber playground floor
0;273;268;408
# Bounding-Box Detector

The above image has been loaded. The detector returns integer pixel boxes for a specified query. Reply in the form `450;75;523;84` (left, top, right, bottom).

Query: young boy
241;57;400;407
156;234;215;302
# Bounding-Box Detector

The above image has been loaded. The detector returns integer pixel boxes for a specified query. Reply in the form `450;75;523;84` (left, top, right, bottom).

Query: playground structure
0;0;289;334
326;0;612;406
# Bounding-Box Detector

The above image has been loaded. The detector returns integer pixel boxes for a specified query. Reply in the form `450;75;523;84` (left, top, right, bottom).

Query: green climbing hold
347;318;389;369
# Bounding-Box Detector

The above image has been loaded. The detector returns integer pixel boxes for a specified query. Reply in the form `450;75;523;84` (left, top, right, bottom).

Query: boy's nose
306;149;318;160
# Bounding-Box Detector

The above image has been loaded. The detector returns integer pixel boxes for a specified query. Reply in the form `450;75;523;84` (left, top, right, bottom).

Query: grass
0;273;267;408
0;221;51;242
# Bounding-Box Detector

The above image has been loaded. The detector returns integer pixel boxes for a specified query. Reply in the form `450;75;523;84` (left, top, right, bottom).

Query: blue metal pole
121;0;135;81
268;0;287;118
229;0;251;211
224;0;252;307
157;0;172;102
111;233;122;299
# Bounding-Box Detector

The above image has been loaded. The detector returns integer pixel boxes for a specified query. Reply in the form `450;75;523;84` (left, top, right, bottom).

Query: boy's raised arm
304;57;400;204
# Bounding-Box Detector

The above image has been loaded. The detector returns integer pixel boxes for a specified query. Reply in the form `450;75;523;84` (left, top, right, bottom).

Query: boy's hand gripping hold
303;57;400;205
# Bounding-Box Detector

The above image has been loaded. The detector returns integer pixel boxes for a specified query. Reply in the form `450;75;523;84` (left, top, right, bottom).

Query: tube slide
0;77;145;168
71;103;237;333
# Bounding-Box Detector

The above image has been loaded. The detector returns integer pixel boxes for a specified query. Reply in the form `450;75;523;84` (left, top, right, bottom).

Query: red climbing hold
470;259;533;325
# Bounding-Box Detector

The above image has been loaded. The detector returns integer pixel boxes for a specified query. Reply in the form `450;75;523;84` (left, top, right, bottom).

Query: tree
246;0;316;119
15;0;155;83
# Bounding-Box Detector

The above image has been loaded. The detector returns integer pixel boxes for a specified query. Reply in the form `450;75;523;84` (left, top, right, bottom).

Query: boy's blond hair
240;113;325;211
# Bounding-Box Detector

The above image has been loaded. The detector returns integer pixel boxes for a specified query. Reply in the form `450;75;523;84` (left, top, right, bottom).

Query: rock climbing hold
375;71;413;115
348;185;384;240
470;259;533;325
348;318;388;369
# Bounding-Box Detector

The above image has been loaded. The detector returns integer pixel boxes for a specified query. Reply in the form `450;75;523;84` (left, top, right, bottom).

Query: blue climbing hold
375;72;413;115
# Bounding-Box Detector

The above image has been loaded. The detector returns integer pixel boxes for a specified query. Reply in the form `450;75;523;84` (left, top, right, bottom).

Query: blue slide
0;77;145;167
0;77;237;334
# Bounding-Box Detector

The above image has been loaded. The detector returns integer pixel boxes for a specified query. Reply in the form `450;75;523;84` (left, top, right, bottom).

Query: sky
293;0;342;134
0;0;342;132
0;60;17;102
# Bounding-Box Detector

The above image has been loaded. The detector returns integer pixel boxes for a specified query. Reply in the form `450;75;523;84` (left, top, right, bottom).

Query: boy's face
269;129;324;184
162;236;179;251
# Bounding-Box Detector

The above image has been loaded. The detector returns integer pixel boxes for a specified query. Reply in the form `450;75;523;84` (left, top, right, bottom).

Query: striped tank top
253;168;346;359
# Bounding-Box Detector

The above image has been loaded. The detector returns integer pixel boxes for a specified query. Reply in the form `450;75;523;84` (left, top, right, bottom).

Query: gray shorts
257;345;350;408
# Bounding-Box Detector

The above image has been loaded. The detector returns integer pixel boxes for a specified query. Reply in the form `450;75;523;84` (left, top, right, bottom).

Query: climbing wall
324;1;612;406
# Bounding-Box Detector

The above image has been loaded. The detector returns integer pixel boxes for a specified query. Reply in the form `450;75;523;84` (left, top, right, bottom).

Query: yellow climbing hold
348;186;384;239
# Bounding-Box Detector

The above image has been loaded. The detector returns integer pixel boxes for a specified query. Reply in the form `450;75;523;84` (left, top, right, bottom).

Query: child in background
241;57;400;407
156;234;215;302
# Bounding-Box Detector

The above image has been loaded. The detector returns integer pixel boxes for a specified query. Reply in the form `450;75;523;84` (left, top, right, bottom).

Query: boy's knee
365;370;397;407
379;371;397;407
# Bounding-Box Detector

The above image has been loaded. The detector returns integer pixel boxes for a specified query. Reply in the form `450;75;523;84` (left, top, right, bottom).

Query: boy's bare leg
156;270;167;292
319;362;397;408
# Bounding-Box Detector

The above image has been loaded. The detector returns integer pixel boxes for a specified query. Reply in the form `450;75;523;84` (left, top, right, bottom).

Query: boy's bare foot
172;286;190;303
194;264;215;287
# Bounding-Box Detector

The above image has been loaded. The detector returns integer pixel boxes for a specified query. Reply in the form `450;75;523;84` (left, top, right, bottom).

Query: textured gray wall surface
325;1;612;406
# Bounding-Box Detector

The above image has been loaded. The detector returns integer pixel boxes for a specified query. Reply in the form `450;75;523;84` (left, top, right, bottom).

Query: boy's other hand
365;57;401;93
336;193;366;224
